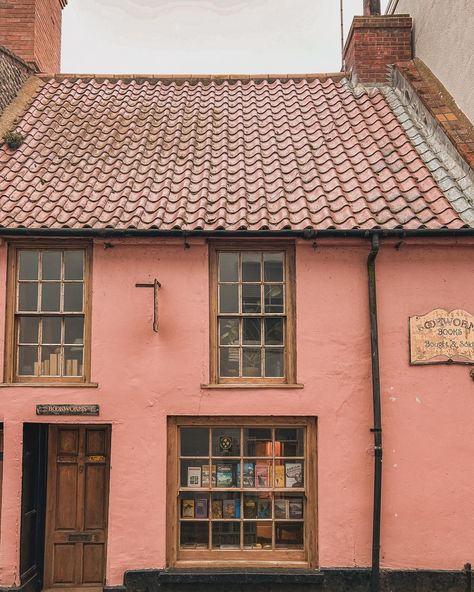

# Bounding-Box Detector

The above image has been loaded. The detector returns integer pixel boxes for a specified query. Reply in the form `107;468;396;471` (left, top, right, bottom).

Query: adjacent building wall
388;0;474;122
0;237;472;586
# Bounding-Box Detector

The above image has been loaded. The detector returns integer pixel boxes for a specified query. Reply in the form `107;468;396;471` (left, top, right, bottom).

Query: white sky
61;0;390;74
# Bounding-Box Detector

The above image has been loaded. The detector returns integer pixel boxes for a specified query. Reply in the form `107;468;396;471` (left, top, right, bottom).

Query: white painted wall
389;0;474;122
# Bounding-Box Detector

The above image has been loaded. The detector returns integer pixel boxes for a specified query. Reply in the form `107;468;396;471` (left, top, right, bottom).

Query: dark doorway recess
20;423;48;592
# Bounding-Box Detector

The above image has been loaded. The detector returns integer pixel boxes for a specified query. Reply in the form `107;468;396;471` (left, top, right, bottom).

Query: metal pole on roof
340;0;345;70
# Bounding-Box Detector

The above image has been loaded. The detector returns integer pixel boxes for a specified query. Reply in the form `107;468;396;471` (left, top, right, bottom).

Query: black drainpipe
367;233;382;592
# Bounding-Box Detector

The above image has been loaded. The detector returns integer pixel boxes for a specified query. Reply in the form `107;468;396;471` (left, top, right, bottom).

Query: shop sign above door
409;309;474;365
36;404;99;416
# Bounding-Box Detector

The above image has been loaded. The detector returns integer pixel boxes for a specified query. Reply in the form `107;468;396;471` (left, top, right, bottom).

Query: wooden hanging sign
409;309;474;365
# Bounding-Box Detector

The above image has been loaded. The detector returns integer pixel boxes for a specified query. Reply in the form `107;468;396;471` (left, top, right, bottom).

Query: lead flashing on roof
381;67;474;228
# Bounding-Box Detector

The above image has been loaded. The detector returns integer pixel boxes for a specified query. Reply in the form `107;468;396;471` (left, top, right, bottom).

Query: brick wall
0;0;64;73
343;16;412;84
0;45;34;114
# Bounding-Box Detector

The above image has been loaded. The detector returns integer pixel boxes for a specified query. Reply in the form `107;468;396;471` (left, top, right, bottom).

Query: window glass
176;424;307;556
215;249;289;381
13;248;87;380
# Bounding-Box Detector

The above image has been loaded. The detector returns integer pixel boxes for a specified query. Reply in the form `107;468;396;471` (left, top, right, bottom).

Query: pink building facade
0;236;472;592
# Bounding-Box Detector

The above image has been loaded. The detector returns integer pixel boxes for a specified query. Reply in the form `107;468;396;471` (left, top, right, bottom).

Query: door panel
44;425;110;589
20;424;48;592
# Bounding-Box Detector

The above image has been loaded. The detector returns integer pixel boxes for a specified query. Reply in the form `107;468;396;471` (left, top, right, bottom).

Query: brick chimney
0;0;67;73
343;2;412;84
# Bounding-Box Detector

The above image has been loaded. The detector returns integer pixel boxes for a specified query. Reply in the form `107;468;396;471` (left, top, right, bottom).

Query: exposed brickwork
343;15;412;84
396;59;474;170
0;45;34;115
0;0;65;73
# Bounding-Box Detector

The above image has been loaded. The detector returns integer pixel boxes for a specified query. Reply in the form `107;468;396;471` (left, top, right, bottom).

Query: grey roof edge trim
342;73;474;228
382;68;474;227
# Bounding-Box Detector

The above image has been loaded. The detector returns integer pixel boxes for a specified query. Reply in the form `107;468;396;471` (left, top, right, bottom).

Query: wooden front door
44;426;111;590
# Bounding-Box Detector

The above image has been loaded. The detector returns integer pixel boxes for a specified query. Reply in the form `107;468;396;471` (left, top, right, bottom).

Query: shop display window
168;418;316;567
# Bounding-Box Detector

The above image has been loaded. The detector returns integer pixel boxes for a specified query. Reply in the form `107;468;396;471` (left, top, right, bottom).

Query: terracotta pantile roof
0;74;472;232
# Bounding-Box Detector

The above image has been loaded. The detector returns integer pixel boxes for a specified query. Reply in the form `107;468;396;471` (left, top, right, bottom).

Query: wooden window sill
200;383;304;389
0;382;99;388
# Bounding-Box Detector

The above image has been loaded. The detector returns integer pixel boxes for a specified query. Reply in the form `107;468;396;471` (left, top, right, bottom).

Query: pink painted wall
0;236;472;586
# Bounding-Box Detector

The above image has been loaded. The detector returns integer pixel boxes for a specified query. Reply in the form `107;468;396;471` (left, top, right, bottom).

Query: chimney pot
364;0;381;16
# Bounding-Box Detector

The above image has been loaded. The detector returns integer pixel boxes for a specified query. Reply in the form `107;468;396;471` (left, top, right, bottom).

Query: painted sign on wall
409;309;474;365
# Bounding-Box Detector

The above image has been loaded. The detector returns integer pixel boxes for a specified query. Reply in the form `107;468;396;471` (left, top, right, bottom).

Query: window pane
265;348;284;377
64;250;84;280
219;253;238;282
63;346;83;376
41;345;61;376
180;428;209;457
180;459;208;488
275;428;305;457
275;522;303;549
213;460;241;487
42;251;61;280
19;251;38;280
219;347;239;377
212;521;240;549
242;284;261;313
64;317;84;344
180;493;210;518
64;283;83;312
180;522;208;549
42;317;61;344
219;318;239;345
211;492;241;517
242;252;261;282
243;317;261;345
243;348;261;377
19;317;39;344
264;253;284;282
274;494;304;519
244;428;272;456
265;318;284;345
212;428;241;457
219;284;238;313
264;285;284;313
244;521;272;549
18;283;38;311
254;460;272;487
41;282;60;312
18;345;37;375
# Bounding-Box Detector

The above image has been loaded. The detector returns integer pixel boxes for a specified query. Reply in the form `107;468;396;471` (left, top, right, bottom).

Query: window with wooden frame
167;417;317;568
5;244;91;383
209;243;296;385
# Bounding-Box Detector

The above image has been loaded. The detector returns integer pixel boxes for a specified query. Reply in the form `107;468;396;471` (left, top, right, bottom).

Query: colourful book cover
182;499;195;518
244;498;257;518
274;498;288;519
257;498;271;519
195;498;208;518
212;499;223;518
187;466;201;488
223;499;236;518
243;462;255;487
285;462;303;488
216;464;234;487
274;464;285;488
289;498;304;519
235;498;241;518
255;463;270;488
201;465;210;487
